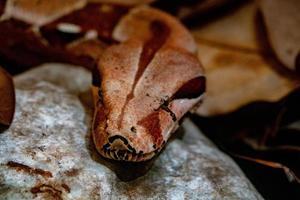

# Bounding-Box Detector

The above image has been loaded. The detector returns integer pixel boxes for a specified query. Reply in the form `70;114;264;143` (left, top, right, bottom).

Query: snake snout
107;135;131;151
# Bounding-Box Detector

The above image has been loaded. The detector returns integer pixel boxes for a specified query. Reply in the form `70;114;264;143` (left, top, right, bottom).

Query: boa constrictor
1;1;205;162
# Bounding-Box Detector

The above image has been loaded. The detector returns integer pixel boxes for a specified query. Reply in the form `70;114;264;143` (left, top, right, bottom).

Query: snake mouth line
100;147;161;162
97;134;163;162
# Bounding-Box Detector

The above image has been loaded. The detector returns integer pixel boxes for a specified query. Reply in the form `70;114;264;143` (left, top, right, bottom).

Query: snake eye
173;76;206;100
92;66;102;87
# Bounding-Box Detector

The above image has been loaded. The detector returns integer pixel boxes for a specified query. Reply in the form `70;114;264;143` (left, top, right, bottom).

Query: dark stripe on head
117;20;170;128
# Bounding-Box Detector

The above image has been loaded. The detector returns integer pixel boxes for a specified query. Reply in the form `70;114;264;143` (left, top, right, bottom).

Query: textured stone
0;63;263;199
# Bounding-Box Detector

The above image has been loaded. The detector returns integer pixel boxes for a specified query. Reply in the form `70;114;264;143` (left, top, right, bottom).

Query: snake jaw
92;119;162;162
101;144;158;162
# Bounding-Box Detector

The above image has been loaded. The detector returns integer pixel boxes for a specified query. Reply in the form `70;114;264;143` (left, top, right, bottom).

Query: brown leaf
259;0;300;70
195;42;299;116
0;67;15;129
192;2;299;116
192;2;261;51
5;0;87;26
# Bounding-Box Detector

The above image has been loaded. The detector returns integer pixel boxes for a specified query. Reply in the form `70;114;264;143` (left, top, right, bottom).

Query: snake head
92;6;205;162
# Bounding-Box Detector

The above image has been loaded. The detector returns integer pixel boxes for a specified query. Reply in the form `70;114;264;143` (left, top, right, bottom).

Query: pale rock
0;63;263;199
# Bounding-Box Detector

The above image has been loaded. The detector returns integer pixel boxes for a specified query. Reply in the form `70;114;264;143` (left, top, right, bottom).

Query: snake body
1;1;205;162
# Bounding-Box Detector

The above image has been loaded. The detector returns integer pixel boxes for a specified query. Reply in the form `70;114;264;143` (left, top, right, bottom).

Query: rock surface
0;64;263;199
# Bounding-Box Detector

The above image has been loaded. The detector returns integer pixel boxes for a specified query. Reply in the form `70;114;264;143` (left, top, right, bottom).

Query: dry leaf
4;0;87;26
192;2;260;51
192;2;299;116
0;66;15;129
259;0;300;70
195;43;298;116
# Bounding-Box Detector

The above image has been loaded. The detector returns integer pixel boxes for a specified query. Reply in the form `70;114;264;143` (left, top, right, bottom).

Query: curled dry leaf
4;0;87;26
0;67;15;130
259;0;300;70
192;1;299;116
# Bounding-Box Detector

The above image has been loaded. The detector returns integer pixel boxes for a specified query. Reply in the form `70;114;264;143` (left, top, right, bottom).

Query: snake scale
0;0;205;162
